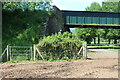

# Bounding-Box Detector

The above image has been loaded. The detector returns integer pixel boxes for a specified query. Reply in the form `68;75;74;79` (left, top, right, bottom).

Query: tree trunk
87;40;91;44
98;35;100;44
114;39;117;44
94;38;96;44
108;39;111;44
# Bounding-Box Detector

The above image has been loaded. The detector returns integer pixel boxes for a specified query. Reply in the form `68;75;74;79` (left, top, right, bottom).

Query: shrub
36;32;85;60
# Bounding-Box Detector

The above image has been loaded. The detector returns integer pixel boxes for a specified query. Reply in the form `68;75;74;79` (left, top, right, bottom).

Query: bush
36;32;85;60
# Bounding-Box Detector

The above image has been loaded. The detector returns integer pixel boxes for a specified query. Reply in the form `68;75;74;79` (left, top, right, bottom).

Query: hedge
37;32;85;60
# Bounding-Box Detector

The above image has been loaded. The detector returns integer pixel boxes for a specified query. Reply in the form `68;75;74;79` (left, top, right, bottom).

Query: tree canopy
2;2;52;50
86;1;119;12
2;2;51;11
86;2;102;11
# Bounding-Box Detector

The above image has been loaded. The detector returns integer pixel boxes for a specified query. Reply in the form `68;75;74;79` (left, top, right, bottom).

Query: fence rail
33;45;44;61
0;48;7;62
0;48;7;57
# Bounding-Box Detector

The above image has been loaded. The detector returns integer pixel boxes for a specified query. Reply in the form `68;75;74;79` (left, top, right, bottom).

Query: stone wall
45;6;70;35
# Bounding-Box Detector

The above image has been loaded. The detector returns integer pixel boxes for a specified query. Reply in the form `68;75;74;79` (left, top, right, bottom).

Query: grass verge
4;58;86;63
108;49;120;52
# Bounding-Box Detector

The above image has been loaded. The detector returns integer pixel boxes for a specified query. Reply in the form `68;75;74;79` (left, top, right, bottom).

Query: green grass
88;45;119;48
108;49;120;52
88;50;95;56
4;57;86;63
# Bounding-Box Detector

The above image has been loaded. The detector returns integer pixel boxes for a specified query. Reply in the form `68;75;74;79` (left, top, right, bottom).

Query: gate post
30;47;33;60
85;43;87;59
33;44;36;61
7;45;9;61
83;43;87;59
9;46;11;61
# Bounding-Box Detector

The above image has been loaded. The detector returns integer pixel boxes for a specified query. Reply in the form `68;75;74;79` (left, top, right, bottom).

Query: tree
106;29;120;44
102;2;119;12
75;28;97;44
97;29;105;44
86;1;119;12
2;2;52;50
85;1;120;44
86;2;102;11
2;2;51;11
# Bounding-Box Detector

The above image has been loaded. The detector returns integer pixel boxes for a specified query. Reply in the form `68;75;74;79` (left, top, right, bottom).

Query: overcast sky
52;0;104;11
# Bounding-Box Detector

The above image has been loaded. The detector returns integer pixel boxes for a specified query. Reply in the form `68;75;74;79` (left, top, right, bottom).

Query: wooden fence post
83;43;87;59
85;43;87;59
7;45;9;61
33;44;36;61
86;43;88;58
36;47;44;60
30;47;33;60
9;46;11;61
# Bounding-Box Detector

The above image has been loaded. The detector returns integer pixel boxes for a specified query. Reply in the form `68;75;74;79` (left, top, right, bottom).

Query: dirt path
0;49;118;78
88;49;118;59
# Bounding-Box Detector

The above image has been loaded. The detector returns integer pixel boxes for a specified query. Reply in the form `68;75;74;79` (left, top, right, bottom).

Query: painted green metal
62;11;120;25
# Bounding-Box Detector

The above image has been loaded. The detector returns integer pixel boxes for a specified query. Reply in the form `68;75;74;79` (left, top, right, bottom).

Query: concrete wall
45;6;70;36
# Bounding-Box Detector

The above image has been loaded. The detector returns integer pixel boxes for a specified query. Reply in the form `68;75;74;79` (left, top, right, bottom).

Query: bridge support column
64;26;70;32
45;6;66;36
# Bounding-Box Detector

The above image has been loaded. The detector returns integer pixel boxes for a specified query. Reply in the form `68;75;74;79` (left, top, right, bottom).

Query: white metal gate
7;45;32;61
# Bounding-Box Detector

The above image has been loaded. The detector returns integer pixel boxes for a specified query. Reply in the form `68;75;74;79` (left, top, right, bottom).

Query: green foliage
86;2;102;11
2;2;52;12
106;29;120;39
75;28;97;44
12;56;29;61
6;60;19;63
2;2;51;50
37;32;85;60
85;1;120;44
2;2;52;62
102;2;119;12
86;1;119;12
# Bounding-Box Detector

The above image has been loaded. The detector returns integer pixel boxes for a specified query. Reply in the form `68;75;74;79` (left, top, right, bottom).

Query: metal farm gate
6;45;32;61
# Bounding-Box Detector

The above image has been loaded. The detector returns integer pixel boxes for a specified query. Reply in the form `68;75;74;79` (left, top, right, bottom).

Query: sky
51;0;104;11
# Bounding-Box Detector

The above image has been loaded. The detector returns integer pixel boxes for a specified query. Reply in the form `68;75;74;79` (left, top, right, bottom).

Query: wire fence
0;43;87;62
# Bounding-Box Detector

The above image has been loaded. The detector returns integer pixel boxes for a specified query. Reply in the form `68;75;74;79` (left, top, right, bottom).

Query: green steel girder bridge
62;10;120;29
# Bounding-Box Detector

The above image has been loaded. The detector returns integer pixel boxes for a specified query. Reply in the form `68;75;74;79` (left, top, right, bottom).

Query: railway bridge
62;10;120;29
46;6;120;35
